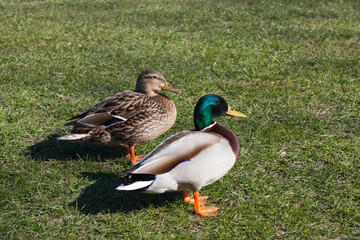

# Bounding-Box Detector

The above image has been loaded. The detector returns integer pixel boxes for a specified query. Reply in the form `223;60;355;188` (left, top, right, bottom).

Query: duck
57;70;182;165
116;94;247;217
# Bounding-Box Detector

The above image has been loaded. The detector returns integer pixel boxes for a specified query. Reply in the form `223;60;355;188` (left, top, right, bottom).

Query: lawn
1;0;359;239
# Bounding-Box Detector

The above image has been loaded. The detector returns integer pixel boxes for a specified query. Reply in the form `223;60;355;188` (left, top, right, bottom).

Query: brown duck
58;70;182;165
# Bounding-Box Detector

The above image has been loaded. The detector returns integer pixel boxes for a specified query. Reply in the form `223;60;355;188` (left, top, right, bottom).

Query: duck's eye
214;100;220;104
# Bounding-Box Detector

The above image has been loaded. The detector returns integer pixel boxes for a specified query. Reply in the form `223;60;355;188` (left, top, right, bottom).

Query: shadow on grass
71;171;180;214
26;134;125;162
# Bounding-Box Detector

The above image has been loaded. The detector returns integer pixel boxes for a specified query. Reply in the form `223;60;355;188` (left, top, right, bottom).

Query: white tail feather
57;134;88;141
116;180;153;191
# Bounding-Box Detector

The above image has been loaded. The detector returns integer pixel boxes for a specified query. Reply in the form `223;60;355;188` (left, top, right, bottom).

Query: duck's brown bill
162;83;183;94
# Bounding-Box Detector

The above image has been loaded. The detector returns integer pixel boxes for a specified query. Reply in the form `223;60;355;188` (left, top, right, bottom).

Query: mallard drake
57;70;182;165
116;94;247;217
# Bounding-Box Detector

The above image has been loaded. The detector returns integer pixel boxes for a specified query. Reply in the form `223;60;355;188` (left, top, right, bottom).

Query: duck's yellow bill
226;106;247;118
162;83;183;94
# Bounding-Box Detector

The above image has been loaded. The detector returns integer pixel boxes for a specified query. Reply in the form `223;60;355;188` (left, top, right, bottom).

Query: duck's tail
57;133;89;141
116;174;155;191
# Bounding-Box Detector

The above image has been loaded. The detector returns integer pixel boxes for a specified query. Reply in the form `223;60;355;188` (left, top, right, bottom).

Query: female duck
58;70;182;165
116;94;247;217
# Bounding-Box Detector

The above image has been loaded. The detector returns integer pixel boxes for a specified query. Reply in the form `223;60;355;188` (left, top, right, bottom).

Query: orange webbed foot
125;146;145;165
193;191;218;217
183;191;208;205
196;206;219;217
130;154;145;165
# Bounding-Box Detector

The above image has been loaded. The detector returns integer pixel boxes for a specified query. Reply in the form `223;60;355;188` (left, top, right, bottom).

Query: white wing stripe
113;115;127;121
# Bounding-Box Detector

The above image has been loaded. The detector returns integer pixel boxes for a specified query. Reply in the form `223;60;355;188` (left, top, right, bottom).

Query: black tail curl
122;174;156;184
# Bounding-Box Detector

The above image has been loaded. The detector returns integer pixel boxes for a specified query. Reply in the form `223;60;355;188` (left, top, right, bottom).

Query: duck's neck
194;110;214;130
135;89;157;97
146;91;158;97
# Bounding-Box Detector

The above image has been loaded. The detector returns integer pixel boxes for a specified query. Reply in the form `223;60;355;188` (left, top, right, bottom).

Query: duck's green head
194;94;247;130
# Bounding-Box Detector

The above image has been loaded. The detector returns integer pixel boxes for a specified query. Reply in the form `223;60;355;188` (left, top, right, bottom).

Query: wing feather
65;91;154;128
125;131;222;175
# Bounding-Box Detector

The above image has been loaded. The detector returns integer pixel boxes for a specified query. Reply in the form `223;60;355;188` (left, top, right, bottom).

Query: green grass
1;0;359;238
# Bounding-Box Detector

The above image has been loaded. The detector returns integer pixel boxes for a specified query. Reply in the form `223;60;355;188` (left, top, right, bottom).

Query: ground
0;0;359;239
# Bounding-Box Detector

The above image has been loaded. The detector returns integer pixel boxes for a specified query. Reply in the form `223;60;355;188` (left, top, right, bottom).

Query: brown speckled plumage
58;70;182;151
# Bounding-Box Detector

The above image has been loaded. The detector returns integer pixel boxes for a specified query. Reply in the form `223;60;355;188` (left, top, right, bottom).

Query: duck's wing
65;91;152;128
123;131;222;175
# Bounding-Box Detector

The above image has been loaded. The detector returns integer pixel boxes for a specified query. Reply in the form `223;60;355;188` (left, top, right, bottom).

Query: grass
1;0;359;238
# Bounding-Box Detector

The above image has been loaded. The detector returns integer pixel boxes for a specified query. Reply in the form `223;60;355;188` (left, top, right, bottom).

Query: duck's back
108;93;177;146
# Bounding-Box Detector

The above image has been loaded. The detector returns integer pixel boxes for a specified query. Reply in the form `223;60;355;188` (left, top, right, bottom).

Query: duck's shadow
26;134;125;161
27;135;180;214
72;171;180;214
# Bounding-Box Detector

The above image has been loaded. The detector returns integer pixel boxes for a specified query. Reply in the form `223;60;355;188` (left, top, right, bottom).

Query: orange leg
183;191;208;205
193;192;218;217
125;146;145;165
